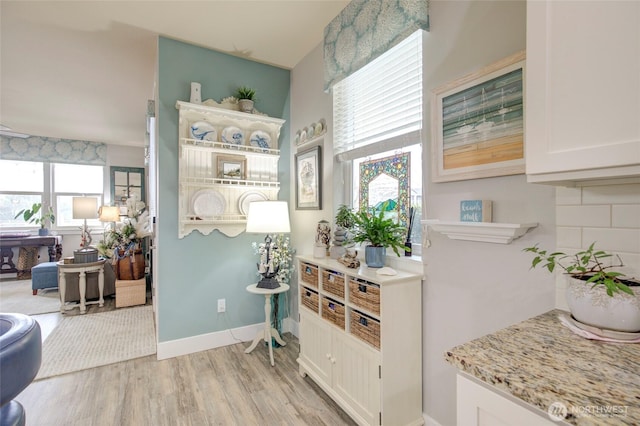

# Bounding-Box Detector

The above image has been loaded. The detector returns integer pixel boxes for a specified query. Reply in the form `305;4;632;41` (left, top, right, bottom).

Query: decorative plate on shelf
190;121;217;142
221;126;244;146
191;189;226;217
249;130;271;150
238;191;268;216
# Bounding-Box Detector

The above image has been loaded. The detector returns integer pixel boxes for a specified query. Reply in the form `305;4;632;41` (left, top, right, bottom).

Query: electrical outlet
217;298;226;313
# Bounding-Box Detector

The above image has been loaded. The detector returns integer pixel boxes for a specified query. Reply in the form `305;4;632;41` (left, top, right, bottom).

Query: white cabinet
525;1;640;185
457;374;563;426
296;256;423;426
176;101;285;237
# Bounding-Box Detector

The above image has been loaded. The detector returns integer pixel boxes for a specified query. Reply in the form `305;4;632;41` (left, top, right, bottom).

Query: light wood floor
17;330;356;426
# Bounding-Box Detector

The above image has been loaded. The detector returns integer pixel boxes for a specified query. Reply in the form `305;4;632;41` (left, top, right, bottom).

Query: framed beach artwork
217;155;246;180
431;51;525;182
295;146;322;210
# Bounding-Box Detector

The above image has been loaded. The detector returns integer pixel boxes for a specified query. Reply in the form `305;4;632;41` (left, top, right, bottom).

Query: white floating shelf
423;220;538;244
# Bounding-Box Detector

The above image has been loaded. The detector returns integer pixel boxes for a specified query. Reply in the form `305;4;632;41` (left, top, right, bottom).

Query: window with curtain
333;29;424;256
0;159;103;228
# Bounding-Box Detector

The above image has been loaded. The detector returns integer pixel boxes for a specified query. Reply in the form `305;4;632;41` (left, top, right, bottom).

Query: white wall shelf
423;220;538;244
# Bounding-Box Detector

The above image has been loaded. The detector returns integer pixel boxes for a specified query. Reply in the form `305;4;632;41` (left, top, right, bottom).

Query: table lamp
98;205;120;229
73;196;98;249
246;201;290;289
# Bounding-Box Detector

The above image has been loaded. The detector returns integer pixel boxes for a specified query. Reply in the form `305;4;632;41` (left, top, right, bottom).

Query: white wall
291;2;557;425
422;2;556;425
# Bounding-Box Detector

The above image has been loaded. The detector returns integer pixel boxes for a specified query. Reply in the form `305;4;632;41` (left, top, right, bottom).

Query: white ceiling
0;1;348;147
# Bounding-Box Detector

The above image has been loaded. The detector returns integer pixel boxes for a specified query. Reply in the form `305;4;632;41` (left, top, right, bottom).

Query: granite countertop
445;309;640;425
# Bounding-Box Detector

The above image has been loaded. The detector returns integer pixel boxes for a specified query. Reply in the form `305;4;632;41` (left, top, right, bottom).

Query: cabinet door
332;331;381;426
526;1;640;182
299;310;332;384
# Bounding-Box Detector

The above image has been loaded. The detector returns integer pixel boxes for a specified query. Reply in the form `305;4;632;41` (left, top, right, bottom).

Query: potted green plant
330;204;355;259
524;242;640;332
14;203;56;236
351;201;408;268
235;86;256;113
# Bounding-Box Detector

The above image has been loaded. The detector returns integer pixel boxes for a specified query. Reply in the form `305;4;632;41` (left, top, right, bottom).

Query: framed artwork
217;155;246;179
295;146;322;210
431;50;525;182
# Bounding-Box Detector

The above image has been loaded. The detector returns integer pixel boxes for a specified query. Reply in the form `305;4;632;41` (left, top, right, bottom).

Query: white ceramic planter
566;277;640;332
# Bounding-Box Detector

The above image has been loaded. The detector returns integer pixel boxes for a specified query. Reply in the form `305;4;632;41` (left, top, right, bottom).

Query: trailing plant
235;86;256;101
351;201;408;256
523;242;637;297
14;203;55;229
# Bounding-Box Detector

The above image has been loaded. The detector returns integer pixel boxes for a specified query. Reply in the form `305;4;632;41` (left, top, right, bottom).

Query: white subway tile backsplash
582;183;640;205
556;205;611;227
582;228;640;254
612;205;640;228
556;227;582;248
556;187;582;205
555;183;640;308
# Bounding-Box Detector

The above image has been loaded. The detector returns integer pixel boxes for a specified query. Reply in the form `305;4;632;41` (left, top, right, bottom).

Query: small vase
404;240;412;257
38;228;49;236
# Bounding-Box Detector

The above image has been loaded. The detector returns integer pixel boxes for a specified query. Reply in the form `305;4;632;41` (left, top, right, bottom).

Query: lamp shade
246;201;290;234
98;206;120;222
72;197;98;220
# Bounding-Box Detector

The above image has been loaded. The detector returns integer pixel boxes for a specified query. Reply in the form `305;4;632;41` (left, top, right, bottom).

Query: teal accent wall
157;37;291;342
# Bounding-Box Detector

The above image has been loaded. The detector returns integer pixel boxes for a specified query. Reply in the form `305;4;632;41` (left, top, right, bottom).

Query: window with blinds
333;30;423;160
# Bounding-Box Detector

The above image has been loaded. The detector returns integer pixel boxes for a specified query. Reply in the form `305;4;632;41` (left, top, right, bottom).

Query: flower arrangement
97;196;152;260
251;234;295;285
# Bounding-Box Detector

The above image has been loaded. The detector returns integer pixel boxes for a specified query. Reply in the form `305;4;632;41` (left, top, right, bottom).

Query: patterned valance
323;0;430;91
0;135;107;166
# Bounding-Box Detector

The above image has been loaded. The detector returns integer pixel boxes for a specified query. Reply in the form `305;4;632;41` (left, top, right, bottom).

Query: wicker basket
300;262;318;288
349;279;380;315
350;310;381;349
17;246;39;279
114;249;145;281
115;278;146;308
322;269;345;299
300;286;319;313
321;297;345;329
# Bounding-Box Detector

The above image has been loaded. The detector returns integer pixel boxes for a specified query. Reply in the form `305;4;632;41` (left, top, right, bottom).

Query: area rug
36;305;156;380
0;280;60;315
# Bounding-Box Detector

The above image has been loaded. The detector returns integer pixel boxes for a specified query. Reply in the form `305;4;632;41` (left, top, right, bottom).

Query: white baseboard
283;316;299;338
156;322;262;360
424;413;444;426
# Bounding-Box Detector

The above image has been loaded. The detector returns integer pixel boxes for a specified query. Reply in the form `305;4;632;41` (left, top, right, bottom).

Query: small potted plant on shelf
235;86;256;113
330;205;355;259
351;201;408;268
524;242;640;332
14;203;56;236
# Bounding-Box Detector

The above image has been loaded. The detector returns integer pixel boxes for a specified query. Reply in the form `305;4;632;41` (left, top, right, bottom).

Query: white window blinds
333;30;423;161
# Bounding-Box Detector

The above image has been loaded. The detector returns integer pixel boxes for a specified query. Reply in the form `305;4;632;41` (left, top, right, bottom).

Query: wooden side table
244;283;290;366
57;259;106;314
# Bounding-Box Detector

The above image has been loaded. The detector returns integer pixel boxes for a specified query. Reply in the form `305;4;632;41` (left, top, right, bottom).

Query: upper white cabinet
176;101;285;238
526;1;640;185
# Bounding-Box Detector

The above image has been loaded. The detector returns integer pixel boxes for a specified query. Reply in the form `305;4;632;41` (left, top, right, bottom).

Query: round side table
244;283;290;366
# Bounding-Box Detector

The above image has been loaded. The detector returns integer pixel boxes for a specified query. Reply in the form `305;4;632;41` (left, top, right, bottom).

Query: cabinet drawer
349;279;380;315
322;269;345;299
300;262;319;288
300;286;319;314
322;297;345;330
350;309;381;349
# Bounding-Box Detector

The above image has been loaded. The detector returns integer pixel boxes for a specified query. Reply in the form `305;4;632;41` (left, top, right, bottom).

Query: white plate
567;314;640;340
192;189;225;217
190;121;217;142
249;130;271;149
238;191;267;216
222;126;244;145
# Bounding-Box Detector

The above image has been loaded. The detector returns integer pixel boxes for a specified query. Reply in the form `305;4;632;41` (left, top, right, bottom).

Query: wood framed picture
431;50;525;182
295;145;322;210
217;155;246;180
